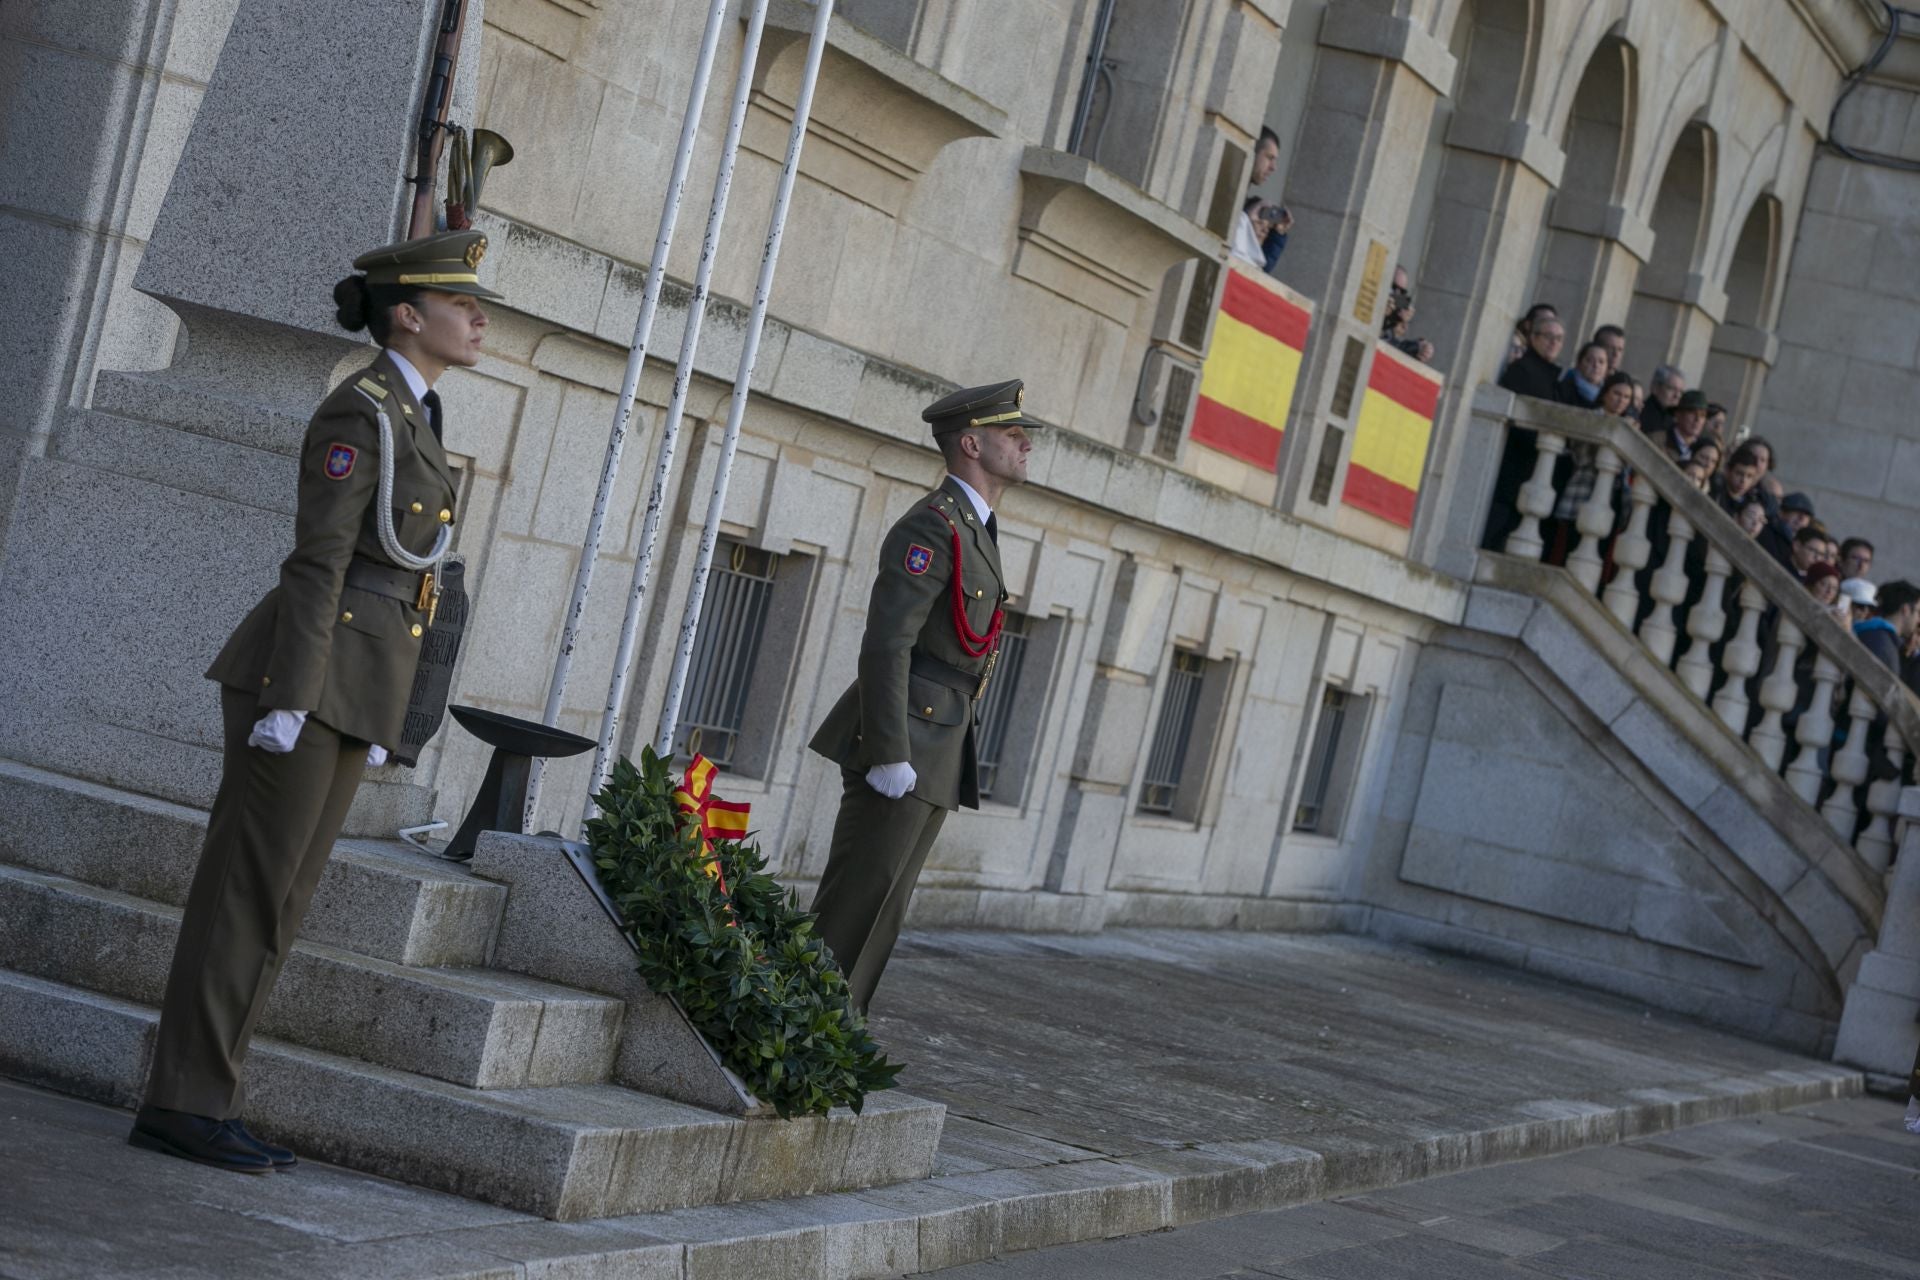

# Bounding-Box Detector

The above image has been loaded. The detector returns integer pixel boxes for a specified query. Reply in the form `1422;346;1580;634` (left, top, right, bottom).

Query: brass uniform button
341;611;353;622
923;706;934;715
974;589;982;598
410;624;424;638
410;501;424;514
438;508;452;523
261;676;271;687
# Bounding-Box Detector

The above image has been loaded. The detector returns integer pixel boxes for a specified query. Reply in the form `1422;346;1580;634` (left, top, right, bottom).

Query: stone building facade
2;0;1916;1056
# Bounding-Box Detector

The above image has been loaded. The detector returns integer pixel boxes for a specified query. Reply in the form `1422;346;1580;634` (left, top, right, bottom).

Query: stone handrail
1479;384;1920;875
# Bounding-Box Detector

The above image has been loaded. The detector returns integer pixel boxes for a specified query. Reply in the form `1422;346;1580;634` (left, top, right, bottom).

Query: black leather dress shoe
228;1119;297;1169
128;1105;273;1174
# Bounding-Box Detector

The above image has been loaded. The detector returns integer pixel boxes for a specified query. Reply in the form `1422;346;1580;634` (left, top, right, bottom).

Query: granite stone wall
1753;79;1920;577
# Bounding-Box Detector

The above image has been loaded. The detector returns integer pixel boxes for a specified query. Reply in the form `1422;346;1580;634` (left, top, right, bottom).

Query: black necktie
422;390;444;443
986;512;998;545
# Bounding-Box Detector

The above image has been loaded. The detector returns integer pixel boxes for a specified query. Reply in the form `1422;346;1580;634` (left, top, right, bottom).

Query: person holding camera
1231;195;1290;268
1380;267;1433;364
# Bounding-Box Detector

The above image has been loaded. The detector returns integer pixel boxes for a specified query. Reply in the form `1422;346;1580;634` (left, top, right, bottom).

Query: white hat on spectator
1839;577;1878;607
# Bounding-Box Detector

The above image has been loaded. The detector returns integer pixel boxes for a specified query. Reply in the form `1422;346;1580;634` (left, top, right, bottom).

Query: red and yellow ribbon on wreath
673;753;751;907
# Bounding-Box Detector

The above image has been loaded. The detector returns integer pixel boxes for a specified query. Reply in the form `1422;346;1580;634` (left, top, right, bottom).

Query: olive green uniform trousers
143;688;367;1118
811;768;948;1014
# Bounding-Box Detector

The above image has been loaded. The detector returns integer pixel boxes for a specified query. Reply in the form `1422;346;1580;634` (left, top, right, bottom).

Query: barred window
968;610;1068;809
1292;684;1373;837
672;543;776;768
973;613;1031;802
670;540;813;778
1139;649;1207;815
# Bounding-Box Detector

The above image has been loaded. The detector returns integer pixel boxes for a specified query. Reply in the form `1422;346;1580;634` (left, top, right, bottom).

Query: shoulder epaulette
355;377;389;401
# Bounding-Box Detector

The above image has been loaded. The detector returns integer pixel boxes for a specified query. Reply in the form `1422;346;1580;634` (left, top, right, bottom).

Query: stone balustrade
1479;386;1920;878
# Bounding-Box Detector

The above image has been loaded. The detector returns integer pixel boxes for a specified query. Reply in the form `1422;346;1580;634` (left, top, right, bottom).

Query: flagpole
653;0;838;758
522;0;730;828
585;0;778;817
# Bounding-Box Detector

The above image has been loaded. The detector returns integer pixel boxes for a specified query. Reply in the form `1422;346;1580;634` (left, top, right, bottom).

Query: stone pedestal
1834;787;1920;1080
0;0;488;819
471;830;764;1116
136;0;483;337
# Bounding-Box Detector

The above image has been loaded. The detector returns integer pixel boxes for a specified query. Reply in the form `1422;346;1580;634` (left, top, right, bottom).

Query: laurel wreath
585;748;901;1118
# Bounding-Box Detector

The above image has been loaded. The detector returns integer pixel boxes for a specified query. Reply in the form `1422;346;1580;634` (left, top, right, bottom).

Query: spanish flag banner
673;753;752;906
1343;343;1443;528
1191;268;1311;473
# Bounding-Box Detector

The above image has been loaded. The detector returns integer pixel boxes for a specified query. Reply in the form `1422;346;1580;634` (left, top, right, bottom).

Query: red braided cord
932;510;1003;658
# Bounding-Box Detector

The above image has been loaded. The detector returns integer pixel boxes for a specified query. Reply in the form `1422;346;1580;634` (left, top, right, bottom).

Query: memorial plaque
1353;239;1388;326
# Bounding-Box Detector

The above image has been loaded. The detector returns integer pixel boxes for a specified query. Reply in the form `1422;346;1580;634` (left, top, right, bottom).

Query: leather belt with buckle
344;558;439;625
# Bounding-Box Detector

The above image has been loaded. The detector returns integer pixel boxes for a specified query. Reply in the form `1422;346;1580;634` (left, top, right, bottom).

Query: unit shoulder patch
904;543;934;576
324;443;358;480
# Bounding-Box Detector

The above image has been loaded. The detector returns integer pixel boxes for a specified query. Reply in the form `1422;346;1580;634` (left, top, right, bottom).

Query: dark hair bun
332;274;372;332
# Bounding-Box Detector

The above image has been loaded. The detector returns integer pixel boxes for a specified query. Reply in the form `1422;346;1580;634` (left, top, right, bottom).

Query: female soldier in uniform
128;231;502;1172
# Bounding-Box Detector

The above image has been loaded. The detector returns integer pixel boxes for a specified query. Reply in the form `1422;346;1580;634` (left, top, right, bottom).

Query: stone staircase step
0;864;621;1089
0;758;501;967
0;969;946;1222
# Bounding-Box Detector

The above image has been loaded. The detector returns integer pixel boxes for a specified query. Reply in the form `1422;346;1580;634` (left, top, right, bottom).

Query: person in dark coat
1638;364;1685;443
1713;441;1768;522
1646;388;1709;463
1484;312;1566;549
1557;341;1609;409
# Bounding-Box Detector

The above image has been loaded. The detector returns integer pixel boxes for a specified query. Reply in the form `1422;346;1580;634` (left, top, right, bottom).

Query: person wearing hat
1842;576;1883;627
1645;387;1710;464
129;231;502;1173
1779;492;1816;535
1804;561;1846;621
806;379;1042;1011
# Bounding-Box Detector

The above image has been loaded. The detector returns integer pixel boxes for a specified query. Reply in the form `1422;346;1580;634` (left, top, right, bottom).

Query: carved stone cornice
746;0;1006;218
1013;148;1222;324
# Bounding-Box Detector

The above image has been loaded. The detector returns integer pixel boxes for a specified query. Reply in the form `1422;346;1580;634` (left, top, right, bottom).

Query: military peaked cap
922;379;1046;436
354;230;504;300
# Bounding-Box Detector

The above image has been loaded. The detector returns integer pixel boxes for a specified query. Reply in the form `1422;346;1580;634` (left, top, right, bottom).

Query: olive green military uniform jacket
809;478;1006;811
206;352;457;748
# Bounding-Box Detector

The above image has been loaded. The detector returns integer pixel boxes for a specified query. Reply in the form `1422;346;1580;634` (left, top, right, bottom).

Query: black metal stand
441;705;595;861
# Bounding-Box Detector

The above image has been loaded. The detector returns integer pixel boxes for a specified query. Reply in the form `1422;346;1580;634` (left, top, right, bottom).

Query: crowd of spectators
1487;301;1920;719
1228;117;1914;690
1232;122;1445;368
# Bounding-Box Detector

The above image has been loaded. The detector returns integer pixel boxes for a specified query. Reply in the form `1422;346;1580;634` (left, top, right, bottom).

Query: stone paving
933;1094;1920;1278
868;929;1852;1167
0;930;1867;1279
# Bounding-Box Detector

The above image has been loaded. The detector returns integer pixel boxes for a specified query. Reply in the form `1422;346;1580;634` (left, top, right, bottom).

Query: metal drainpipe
1065;0;1118;156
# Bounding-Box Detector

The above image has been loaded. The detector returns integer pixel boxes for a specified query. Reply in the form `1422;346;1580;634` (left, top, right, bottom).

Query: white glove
366;745;389;768
248;709;308;754
865;761;917;799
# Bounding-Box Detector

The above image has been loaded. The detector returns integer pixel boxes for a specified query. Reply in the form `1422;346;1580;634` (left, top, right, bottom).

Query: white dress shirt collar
945;474;992;526
385;348;432;401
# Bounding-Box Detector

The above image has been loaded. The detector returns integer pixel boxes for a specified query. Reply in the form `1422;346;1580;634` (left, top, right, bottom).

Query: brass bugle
467;128;515;213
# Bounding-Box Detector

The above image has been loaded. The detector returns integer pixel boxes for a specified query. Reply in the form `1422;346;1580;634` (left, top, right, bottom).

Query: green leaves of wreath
586;749;901;1118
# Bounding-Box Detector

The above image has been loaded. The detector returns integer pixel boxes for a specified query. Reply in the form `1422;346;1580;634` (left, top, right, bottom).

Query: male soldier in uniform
128;232;501;1172
808;380;1042;1012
